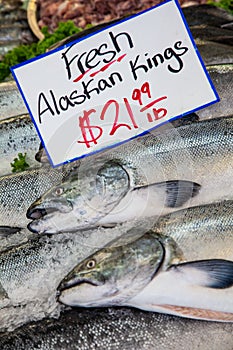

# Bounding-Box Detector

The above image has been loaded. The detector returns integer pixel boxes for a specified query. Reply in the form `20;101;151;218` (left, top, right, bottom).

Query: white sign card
11;0;219;167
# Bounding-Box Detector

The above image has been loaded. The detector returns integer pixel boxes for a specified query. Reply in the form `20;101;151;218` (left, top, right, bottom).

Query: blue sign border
11;0;220;168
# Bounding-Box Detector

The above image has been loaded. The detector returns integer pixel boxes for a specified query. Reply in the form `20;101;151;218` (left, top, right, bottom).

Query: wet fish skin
0;114;41;176
197;65;233;119
58;231;182;307
26;160;133;233
0;226;21;239
0;232;82;331
0;4;232;347
0;201;232;331
0;226;34;253
0;165;77;228
27;117;233;234
184;5;233;49
57;231;181;303
0;223;133;332
190;25;233;46
1;308;233;350
58;229;233;322
0;81;27;121
153;200;233;261
182;5;233;27
197;41;233;65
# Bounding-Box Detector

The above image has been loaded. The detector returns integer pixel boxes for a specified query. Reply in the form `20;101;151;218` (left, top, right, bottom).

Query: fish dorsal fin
170;259;233;289
151;304;233;322
155;180;201;208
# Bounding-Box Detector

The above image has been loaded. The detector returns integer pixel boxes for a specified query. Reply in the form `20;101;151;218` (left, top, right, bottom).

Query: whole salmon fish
27;117;233;234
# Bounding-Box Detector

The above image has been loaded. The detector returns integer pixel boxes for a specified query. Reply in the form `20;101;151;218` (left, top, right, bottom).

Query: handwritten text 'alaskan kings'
37;30;188;123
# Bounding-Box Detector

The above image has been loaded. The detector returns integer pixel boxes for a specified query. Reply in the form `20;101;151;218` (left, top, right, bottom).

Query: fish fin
0;226;21;238
150;304;233;322
101;223;117;228
0;282;8;300
35;142;49;163
35;142;43;162
154;180;201;208
170;259;233;289
221;22;233;29
171;113;199;127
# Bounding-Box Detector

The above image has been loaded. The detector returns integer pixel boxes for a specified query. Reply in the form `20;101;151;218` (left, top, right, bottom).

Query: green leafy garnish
11;153;30;173
0;21;84;82
208;0;233;14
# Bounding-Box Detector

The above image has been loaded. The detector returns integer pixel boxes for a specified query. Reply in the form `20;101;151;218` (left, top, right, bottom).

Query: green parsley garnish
208;0;233;14
11;153;30;172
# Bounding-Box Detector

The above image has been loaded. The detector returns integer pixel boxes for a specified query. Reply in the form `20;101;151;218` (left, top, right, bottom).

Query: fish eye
86;259;96;269
55;187;63;196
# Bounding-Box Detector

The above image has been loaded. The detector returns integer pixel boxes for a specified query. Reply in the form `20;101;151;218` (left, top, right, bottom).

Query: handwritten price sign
77;82;168;148
11;0;219;167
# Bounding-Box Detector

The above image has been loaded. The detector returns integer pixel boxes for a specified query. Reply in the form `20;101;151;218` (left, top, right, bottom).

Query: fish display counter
0;2;233;349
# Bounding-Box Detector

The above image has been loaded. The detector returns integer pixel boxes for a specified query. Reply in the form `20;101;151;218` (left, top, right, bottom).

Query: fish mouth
26;198;73;220
26;206;58;220
57;278;102;294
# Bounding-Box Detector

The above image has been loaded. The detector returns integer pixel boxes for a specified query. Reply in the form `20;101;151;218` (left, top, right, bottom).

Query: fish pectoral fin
154;180;201;208
0;226;21;238
149;304;233;322
170;259;233;289
35;142;49;164
171;112;199;127
0;282;9;300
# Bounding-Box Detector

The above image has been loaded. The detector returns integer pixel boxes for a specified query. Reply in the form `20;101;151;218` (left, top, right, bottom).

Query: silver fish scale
154;201;233;261
0;224;134;332
0;228;36;253
0;166;71;227
25;117;233;234
0;241;45;287
0;82;28;120
0;309;232;350
94;117;232;186
0;233;89;290
199;65;233;119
